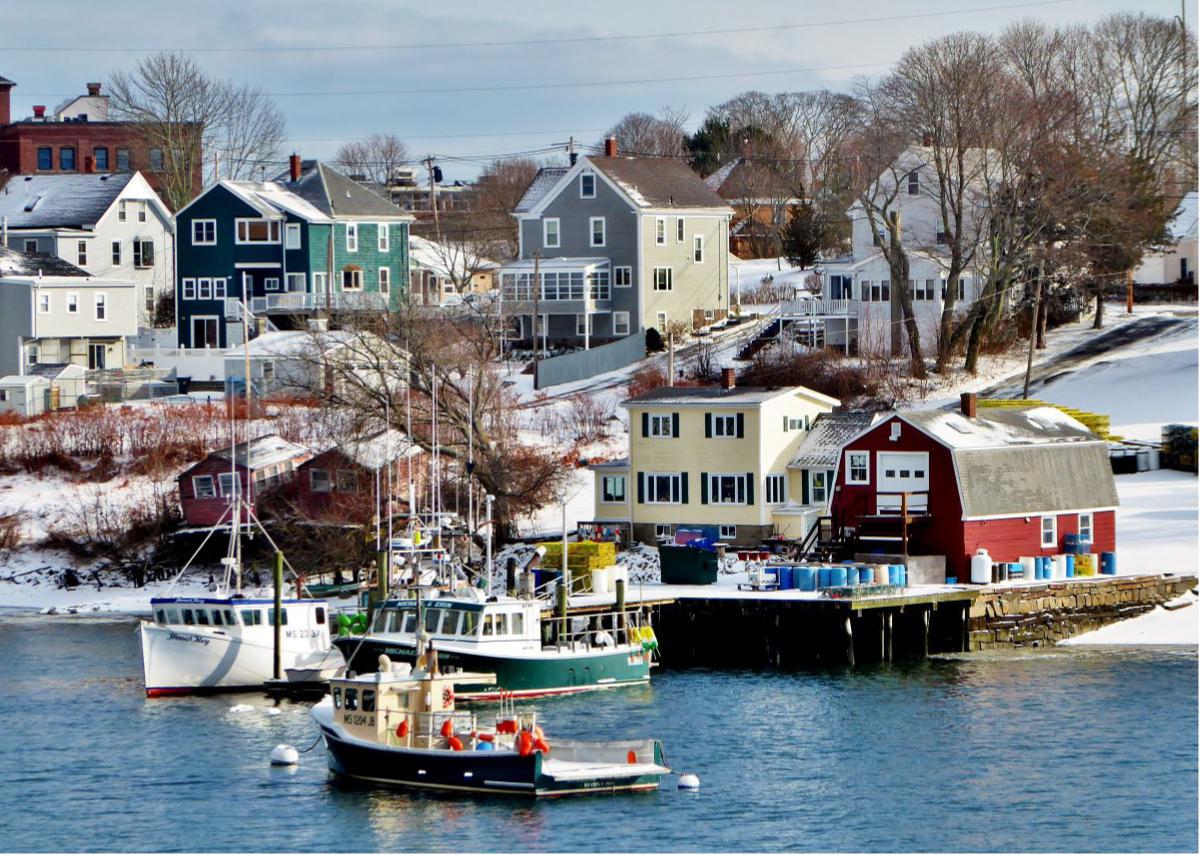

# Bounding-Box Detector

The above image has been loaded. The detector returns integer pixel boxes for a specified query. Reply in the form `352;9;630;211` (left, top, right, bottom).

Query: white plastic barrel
610;566;629;588
1020;556;1036;583
874;564;889;585
970;548;993;585
591;567;611;595
1052;555;1066;580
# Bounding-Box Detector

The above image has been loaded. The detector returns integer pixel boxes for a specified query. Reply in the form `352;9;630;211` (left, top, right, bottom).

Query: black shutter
704;413;712;438
746;473;754;505
641;412;649;437
672;413;680;438
637;472;644;504
700;472;708;505
680;473;688;504
801;473;810;505
736;413;744;438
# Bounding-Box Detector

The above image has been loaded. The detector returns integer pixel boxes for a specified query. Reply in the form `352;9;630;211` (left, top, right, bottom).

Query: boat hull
332;636;651;700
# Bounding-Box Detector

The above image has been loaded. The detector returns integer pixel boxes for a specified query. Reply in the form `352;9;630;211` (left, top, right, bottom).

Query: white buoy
678;773;700;791
266;707;282;716
229;704;255;713
269;744;299;766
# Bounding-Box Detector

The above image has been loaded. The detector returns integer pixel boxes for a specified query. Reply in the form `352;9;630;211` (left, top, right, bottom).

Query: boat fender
477;732;495;743
533;737;550;754
448;735;464;751
396;720;409;739
518;731;533;756
627;750;638;765
440;719;453;738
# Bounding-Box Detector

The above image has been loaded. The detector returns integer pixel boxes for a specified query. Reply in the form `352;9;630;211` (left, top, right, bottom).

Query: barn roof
337;429;422;471
789;411;880;469
210;433;310;470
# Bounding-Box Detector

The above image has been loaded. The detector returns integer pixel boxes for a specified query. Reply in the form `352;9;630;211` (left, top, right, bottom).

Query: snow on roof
514;167;570;214
26;362;85;380
409;235;498;279
223;330;359;359
337;429;422;471
589;156;730;210
0;374;49;387
625;384;840;408
0;173;135;229
587;457;629;470
272;162;410;219
211;433;310;470
790;412;880;469
221;179;332;223
902;405;1099;449
1168;191;1198;241
0;245;90;278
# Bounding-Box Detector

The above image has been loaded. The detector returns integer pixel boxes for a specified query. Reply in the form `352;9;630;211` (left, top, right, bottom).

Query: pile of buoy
336;612;370;637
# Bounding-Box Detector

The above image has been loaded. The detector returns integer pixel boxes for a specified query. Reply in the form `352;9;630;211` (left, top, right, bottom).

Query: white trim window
309;469;331;493
645;473;682;504
613;311;630;336
1078;512;1093;544
235;218;281;244
286;272;305;292
345;223;358;252
66;292;78;314
214;278;227;299
601;475;625;503
377;223;389;252
653;267;673;291
648;414;673;438
590;216;606;247
285;223;301;249
341;269;363;291
77;240;87;266
192;219;216;245
37;293;51;314
810;471;829;505
198;278;212;300
766;474;786;504
712;414;737;437
693;234;704;263
580;171;596;199
94;292;107;321
192;475;216;499
575;313;594;336
676;218;684;243
708;473;747;505
133;240;154;268
218;472;240;498
313;272;327;295
1041;515;1057;548
265;277;280;291
656;311;667;330
846;451;870;485
379;266;390;294
182;278;196;300
718;524;736;539
543;218;560;249
655;218;666;245
614;266;632;288
111;241;121;265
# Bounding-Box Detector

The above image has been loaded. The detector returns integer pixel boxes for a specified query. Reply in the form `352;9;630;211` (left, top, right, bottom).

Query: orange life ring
440;719;453;738
396;720;409;738
448;735;464;751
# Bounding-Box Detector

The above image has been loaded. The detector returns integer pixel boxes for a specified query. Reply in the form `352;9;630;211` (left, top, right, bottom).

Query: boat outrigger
312;649;670;797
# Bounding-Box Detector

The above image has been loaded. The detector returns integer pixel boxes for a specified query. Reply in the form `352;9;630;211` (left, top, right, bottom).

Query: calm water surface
0;617;1194;852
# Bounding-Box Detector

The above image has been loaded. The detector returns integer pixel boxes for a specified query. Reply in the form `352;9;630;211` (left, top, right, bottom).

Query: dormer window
580;171;596;199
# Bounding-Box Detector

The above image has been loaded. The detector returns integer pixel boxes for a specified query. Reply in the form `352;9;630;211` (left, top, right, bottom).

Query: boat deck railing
544;608;654;654
377;708;536;750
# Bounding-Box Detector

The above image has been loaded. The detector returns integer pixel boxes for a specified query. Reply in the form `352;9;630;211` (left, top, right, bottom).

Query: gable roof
271;161;412;219
222;330;360;359
0;245;90;278
409;235;498;279
1167;191;1198;241
514;167;570;214
210;433;310;470
703;157;798;201
219;179;333;223
624;384;839;408
0;173;135;229
335;429;422;471
790;412;880;469
589;156;731;210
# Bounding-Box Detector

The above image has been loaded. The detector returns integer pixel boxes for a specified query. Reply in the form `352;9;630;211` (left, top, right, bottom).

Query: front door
877;452;929;513
192;316;219;349
87;343;106;370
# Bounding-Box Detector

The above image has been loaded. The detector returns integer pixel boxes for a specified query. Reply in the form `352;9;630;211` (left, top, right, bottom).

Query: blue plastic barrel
817;567;831;589
887;565;898;585
776;566;793;590
860;566;873;585
1034;556;1045;580
1100;552;1117;575
1065;555;1075;577
796;566;817;591
897;565;907;587
829;566;848;587
1064;533;1079;555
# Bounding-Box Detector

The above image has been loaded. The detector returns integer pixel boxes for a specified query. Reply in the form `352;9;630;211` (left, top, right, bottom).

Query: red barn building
178;434;312;527
830;395;1118;580
294;430;425;522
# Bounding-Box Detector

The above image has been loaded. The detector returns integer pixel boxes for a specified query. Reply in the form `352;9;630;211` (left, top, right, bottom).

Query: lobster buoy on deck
440;719;453;738
533;737;550;754
396;720;409;739
678;773;700;790
627;750;638;764
477;732;495;743
518;731;534;756
497;719;518;734
448;735;464;751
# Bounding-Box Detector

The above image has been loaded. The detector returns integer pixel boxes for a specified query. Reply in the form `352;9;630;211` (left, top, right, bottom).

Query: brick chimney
721;367;736;390
0;76;12;126
86;82;102;96
604;136;617;157
289;152;302;182
32;105;45;119
960;392;977;418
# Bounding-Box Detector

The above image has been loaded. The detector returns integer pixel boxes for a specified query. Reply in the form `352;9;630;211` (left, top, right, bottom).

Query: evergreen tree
782;201;824;268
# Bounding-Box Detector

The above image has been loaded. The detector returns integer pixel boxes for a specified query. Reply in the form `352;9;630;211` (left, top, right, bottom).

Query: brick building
0;76;201;205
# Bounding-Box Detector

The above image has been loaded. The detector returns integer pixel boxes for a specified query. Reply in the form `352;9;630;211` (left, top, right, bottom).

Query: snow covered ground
1059;590;1197;646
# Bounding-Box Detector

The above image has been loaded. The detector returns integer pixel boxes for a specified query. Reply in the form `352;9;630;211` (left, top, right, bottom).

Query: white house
0;245;138;375
0;171;175;327
408;234;498;306
1133;191;1197;286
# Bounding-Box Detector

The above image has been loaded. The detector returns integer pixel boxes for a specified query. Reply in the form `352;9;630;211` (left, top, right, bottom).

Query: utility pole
532;251;542;379
1023;274;1042;399
423;156;443;245
1126;268;1134;314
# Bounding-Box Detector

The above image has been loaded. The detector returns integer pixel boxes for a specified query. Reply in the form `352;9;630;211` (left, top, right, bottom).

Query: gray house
500;139;733;347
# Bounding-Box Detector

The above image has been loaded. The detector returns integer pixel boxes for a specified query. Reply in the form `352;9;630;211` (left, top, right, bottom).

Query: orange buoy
517;731;533;756
477;732;495;743
533;737;550;754
440;719;453;738
396;720;409;738
448;735;464;751
627;750;638;764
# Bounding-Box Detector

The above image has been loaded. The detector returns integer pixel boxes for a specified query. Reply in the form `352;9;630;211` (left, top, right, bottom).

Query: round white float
269;744;299;766
677;773;700;790
266;707;282;716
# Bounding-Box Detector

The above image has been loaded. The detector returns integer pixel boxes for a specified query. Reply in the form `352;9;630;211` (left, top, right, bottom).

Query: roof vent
23;194;42;212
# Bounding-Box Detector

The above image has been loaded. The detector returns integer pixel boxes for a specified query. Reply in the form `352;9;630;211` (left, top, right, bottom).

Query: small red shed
178;434;312;527
294;429;425;522
830;396;1118;579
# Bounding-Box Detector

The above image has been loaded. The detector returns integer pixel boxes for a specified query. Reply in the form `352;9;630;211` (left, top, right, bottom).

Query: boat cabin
150;597;331;639
371;597;542;649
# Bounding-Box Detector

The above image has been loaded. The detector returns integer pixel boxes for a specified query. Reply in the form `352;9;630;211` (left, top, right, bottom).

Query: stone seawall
968;574;1198;651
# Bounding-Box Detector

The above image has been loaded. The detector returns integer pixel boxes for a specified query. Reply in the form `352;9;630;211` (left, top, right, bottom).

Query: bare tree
602;107;688;156
106;52;286;209
334;133;411;187
453;157;540;261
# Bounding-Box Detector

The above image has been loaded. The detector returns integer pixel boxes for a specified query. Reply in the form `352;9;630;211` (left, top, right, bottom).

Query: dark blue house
174;157;412;348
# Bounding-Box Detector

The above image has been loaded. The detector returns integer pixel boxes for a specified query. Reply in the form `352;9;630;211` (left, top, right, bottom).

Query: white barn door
876;451;929;512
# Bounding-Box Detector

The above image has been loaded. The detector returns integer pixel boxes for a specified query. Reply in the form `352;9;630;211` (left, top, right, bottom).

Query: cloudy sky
2;0;1183;180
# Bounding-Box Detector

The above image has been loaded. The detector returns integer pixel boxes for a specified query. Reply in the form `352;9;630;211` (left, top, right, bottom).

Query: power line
0;1;1083;54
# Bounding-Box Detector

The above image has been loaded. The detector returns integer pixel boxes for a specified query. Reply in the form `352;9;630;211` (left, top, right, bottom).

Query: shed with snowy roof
829;393;1118;579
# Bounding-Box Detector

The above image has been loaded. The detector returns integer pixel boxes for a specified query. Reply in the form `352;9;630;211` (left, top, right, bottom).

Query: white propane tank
269;744;299;766
970;548;993;585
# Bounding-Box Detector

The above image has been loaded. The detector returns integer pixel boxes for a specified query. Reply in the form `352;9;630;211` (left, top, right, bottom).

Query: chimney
32;105;45;120
0;76;12;126
960;392;977;419
721;367;736;391
604;136;617;158
86;82;102;96
289;152;302;182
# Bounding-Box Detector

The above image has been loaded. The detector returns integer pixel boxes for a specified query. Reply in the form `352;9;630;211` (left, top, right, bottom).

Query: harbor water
0;616;1195;852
